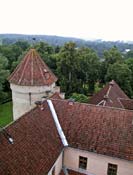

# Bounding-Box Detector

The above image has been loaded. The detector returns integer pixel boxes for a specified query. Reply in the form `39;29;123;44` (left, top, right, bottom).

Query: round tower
8;49;59;120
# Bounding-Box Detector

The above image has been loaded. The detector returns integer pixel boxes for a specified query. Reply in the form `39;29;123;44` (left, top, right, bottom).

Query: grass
0;101;13;127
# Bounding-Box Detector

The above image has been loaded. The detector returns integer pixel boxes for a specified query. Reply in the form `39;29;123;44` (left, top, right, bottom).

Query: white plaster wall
48;151;63;175
10;83;58;120
10;83;56;93
64;147;133;175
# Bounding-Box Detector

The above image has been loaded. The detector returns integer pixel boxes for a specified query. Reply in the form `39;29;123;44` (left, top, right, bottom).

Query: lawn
0;102;13;127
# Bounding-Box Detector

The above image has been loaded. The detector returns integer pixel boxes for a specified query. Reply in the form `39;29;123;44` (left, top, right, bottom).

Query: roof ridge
31;50;34;85
18;52;31;84
119;98;133;101
35;52;47;85
113;80;129;99
52;98;133;112
106;83;112;97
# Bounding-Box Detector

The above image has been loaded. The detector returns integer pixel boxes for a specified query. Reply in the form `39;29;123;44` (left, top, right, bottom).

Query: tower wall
10;83;59;120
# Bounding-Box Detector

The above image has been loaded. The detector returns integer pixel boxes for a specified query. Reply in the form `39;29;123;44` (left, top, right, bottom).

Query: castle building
89;80;133;110
8;49;62;120
0;49;133;175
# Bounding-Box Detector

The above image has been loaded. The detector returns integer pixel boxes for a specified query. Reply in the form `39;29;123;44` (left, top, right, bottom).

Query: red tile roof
89;80;129;108
60;169;86;175
52;99;133;161
0;99;133;175
119;98;133;110
60;170;65;175
68;169;86;175
0;102;63;175
8;49;57;86
50;92;63;100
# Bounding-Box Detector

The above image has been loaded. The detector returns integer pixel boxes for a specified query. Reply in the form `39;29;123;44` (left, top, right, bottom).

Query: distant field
0;102;13;127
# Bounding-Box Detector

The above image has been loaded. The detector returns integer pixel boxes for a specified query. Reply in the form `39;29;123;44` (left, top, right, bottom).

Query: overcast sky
0;0;133;41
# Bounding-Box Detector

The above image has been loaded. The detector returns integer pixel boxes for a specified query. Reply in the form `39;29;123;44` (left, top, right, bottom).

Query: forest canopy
0;39;133;103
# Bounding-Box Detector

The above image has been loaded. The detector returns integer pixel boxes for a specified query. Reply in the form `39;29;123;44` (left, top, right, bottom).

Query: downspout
47;99;68;147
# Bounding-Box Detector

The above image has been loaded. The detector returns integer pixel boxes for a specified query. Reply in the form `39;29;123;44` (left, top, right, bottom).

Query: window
79;156;87;169
107;163;118;175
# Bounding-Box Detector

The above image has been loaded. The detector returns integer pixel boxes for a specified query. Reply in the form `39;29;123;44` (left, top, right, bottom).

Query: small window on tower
79;156;87;169
107;163;118;175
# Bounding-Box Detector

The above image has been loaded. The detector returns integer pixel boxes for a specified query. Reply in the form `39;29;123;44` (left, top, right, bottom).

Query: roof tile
119;98;133;110
52;99;133;161
0;102;63;174
8;49;57;86
89;80;129;108
50;92;63;100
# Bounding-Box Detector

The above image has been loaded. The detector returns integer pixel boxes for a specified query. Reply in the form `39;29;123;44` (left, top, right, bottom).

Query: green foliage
125;58;133;96
15;40;30;50
125;58;133;75
56;43;100;96
106;63;132;97
104;46;123;65
57;42;80;96
0;102;13;127
0;39;133;105
99;47;124;84
0;55;10;103
0;43;29;72
70;93;88;103
1;34;133;58
94;83;102;93
78;47;100;94
34;42;57;72
11;50;28;72
0;42;29;103
126;50;133;58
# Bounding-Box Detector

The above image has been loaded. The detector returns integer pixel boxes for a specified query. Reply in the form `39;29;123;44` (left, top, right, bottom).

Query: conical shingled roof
8;49;57;86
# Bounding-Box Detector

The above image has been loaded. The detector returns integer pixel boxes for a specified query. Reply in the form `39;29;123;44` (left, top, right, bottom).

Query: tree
11;50;28;72
99;47;124;84
34;42;57;72
106;63;132;97
0;42;29;71
0;54;9;103
15;40;30;50
125;58;133;91
57;42;80;96
35;42;54;57
126;50;133;58
78;47;100;94
104;46;123;65
70;93;88;103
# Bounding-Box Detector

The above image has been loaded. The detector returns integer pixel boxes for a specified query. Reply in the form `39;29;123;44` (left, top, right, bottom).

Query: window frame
107;163;118;175
79;156;87;170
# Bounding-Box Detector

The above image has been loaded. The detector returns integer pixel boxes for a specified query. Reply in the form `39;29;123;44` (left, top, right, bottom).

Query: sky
0;0;133;41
